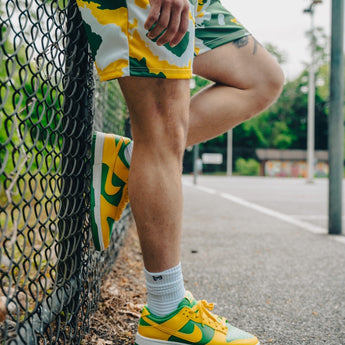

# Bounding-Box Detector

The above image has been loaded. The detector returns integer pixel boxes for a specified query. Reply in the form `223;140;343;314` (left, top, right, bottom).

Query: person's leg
82;0;274;341
90;36;283;251
118;77;191;319
187;35;284;146
119;76;261;345
118;77;190;273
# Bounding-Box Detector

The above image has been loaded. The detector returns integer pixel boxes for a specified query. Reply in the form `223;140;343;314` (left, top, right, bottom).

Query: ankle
144;263;185;317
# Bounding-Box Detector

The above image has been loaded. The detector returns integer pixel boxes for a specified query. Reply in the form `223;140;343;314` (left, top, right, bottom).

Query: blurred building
256;149;329;177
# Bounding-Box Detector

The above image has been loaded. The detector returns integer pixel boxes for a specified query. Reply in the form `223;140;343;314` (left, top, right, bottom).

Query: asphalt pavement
180;176;345;345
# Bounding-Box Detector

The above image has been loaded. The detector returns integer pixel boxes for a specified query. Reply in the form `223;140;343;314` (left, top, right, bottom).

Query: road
181;176;345;345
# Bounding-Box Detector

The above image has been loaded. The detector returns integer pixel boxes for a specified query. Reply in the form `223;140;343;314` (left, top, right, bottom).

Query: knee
133;110;189;163
156;115;189;160
255;62;285;111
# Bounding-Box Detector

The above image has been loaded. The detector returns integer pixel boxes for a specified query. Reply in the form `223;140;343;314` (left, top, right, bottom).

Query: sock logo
152;275;163;281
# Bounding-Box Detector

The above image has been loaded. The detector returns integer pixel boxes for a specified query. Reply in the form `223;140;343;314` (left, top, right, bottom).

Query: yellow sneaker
135;291;260;345
91;131;131;251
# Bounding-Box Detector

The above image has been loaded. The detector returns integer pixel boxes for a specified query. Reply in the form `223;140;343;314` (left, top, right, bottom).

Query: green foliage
1;29;63;183
235;158;260;176
190;75;212;96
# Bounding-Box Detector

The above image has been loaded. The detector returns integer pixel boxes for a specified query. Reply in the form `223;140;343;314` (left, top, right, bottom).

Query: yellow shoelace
190;300;228;334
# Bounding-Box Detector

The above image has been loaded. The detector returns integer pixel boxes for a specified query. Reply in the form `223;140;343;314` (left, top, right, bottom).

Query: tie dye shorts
77;0;250;81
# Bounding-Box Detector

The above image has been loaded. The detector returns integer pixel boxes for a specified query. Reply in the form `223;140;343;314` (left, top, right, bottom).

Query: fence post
328;0;344;235
56;0;92;339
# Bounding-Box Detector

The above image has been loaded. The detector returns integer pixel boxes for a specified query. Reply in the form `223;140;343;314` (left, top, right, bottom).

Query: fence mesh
0;1;131;344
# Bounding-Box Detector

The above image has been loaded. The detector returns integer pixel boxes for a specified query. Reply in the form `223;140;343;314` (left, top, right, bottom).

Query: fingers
145;0;190;47
168;6;189;47
144;0;162;32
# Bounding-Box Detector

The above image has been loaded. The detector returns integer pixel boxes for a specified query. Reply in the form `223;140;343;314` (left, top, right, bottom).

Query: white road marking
183;181;345;243
218;191;325;234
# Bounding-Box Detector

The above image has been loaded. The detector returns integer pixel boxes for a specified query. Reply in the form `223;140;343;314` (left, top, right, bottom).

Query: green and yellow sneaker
135;291;260;345
90;131;131;251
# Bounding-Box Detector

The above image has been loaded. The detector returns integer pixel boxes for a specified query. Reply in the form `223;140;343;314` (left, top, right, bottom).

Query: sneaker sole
91;131;106;251
135;333;187;345
135;333;260;345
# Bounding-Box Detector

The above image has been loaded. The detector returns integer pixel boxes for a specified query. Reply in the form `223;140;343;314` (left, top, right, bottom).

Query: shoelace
190;300;228;333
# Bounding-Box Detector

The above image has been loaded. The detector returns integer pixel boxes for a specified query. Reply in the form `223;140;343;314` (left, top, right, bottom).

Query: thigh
193;35;281;89
193;0;282;88
118;77;190;143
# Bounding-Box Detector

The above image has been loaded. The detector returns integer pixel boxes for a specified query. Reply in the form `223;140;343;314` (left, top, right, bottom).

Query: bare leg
117;37;283;273
187;36;284;146
118;77;190;273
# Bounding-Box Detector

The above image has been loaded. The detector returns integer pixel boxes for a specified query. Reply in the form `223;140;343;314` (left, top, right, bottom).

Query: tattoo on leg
232;36;249;49
252;38;262;55
233;36;263;55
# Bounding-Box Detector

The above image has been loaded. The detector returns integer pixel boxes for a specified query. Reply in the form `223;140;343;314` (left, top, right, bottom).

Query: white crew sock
144;263;186;317
124;141;133;164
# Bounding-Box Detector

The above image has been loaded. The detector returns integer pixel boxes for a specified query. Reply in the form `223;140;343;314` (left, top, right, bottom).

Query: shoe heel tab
184;291;194;304
141;307;150;317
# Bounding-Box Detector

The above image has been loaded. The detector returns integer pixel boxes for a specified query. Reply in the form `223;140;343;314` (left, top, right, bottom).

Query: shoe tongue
179;291;197;308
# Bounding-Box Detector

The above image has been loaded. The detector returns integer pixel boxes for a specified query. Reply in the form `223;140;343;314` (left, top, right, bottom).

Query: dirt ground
83;225;146;345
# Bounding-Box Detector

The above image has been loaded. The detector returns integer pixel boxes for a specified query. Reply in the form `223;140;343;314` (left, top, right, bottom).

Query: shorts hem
98;68;192;81
199;29;250;54
98;71;125;82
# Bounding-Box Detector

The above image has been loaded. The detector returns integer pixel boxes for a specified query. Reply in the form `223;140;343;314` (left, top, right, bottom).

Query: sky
221;0;331;80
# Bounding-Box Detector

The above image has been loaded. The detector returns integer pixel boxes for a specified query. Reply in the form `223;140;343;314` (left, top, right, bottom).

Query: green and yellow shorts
76;0;250;80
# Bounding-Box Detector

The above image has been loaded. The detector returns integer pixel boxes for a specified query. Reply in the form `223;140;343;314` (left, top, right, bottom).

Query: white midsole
92;132;105;251
135;333;260;345
135;333;186;345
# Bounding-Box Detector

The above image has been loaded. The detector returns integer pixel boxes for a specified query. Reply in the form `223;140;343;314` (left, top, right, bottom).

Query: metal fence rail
0;1;131;344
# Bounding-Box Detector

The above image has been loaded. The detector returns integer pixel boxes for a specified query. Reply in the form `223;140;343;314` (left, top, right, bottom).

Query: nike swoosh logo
103;137;127;198
101;164;126;205
143;316;203;343
104;169;123;196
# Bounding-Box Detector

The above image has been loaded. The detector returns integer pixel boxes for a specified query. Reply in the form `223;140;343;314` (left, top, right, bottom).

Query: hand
145;0;190;47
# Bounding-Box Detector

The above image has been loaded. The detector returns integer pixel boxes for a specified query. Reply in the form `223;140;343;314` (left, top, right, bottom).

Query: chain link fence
0;0;131;343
